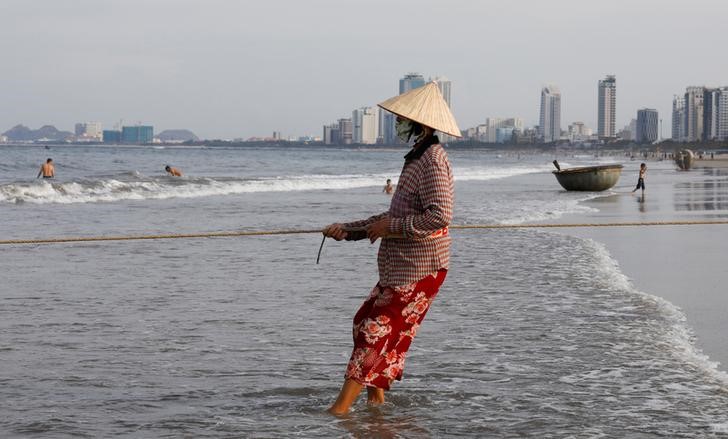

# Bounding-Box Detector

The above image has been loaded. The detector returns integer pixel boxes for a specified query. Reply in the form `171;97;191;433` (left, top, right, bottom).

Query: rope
2;220;728;246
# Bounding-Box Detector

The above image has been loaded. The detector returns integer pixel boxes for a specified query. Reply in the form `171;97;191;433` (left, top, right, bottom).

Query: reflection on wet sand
674;175;728;211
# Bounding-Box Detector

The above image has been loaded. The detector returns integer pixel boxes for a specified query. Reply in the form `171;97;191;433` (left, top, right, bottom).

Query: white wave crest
0;165;545;205
454;165;551;182
498;193;603;225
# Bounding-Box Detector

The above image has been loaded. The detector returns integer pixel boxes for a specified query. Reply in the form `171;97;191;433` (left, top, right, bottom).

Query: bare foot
366;387;385;406
327;406;349;416
327;379;364;416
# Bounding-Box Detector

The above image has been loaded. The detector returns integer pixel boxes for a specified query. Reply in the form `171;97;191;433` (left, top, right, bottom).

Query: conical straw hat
378;81;461;138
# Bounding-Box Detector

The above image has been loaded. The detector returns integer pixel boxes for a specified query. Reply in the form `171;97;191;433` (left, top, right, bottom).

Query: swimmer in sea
37;158;54;179
383;178;394;194
165;165;182;177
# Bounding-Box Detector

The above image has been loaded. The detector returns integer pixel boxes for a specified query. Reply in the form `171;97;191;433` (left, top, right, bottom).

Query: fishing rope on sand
2;220;728;247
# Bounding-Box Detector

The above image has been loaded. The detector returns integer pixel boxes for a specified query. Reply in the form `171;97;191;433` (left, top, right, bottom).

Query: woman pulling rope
322;82;461;415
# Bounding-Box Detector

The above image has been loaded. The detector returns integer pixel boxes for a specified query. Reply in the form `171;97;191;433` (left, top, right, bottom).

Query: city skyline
2;0;728;139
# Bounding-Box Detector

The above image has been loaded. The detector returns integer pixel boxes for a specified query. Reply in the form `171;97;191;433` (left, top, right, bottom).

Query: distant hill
157;129;199;142
3;124;73;141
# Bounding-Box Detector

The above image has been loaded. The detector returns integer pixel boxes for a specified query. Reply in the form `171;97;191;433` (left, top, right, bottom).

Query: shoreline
554;162;728;371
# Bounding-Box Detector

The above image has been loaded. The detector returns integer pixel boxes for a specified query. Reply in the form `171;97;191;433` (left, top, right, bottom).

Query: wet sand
555;162;728;370
695;158;728;169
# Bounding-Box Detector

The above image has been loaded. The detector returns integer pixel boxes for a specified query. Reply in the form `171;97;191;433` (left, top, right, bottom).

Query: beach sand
555;163;728;370
695;158;728;169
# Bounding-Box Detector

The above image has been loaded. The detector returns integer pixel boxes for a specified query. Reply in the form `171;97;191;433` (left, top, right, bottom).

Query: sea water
2;144;728;437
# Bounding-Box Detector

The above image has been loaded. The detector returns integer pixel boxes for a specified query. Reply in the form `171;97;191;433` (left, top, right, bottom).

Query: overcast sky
1;0;727;139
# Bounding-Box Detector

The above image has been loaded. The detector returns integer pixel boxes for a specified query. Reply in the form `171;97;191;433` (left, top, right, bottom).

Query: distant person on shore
383;178;394;194
165;165;182;177
323;82;458;416
632;163;646;195
37;158;54;179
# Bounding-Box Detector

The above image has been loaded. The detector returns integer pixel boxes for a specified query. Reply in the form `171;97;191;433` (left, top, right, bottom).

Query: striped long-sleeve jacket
344;141;454;287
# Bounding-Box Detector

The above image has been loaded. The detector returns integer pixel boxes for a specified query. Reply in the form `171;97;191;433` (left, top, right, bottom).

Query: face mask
396;119;413;142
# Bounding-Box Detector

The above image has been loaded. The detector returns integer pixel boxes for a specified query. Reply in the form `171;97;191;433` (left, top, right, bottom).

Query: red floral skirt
345;269;447;390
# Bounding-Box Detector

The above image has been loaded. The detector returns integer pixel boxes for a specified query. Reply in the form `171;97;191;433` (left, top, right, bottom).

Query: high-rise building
568;122;593;142
495;127;514;144
719;87;728;140
598;75;616;139
323;123;337;145
121;125;154;144
484;118;502;143
504;117;524;133
399;73;425;94
352;109;363;144
539;85;561;143
379;111;395;144
337;118;352;145
482;117;523;142
684;86;704;142
636;108;659;144
703;88;720;141
103;130;122;143
618;119;636;141
672;95;685;141
352;107;379;144
75;122;102;140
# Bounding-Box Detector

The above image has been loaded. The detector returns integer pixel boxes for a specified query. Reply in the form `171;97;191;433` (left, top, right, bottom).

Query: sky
1;0;727;140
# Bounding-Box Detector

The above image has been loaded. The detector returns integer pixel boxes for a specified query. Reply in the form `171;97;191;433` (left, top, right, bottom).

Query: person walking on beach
164;165;182;177
632;163;646;195
37;158;54;179
383;178;394;194
322;82;460;415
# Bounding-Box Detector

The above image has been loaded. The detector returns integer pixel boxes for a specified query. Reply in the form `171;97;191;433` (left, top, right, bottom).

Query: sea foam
583;238;728;386
0;165;548;205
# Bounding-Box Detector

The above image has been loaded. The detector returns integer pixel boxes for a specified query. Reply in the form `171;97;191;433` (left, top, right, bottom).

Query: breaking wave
0;166;548;204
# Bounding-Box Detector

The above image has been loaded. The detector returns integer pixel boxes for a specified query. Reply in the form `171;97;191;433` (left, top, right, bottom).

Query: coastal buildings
103;130;122;143
74;122;102;141
671;86;728;142
567;122;593;142
672;95;685;141
399;73;425;94
719;88;728;140
323;123;337;145
121;125;154;144
539;85;561;143
622;119;637;141
703;88;721;141
352;107;379;144
598;75;616;139
338;118;352;145
379;111;395;144
495;127;514;143
636;108;659;144
477;117;523;143
322;72;453;145
684;86;704;142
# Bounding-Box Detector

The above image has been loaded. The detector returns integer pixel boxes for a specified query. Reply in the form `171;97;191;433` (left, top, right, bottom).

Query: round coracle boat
675;149;694;170
552;164;623;191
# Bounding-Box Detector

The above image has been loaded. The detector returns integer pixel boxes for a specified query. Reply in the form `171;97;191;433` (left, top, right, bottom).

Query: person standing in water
165;165;182;177
383;178;394;194
37;158;54;179
322;82;460;415
632;163;646;195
